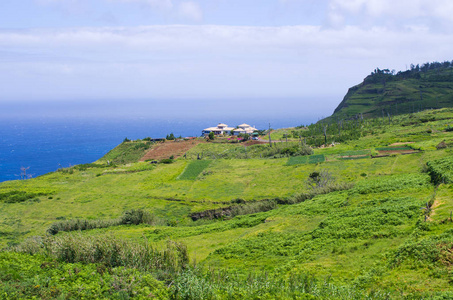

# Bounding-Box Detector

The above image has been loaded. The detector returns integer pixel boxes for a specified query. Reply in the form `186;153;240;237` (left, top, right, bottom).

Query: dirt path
140;140;205;161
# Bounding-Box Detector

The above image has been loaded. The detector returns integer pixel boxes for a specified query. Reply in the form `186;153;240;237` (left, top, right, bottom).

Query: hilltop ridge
328;60;453;121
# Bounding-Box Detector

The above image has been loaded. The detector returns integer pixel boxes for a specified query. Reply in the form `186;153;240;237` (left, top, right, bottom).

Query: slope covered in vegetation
1;108;453;299
330;60;453;120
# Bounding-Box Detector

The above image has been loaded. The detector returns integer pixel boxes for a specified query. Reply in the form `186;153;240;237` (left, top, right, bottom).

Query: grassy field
1;108;453;298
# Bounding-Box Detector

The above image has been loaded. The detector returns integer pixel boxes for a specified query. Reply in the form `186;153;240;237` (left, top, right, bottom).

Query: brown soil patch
378;150;419;155
428;199;443;221
339;155;369;158
389;142;415;146
140;140;205;161
243;140;267;146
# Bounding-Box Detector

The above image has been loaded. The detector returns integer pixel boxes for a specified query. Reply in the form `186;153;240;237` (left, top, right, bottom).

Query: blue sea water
0;98;324;182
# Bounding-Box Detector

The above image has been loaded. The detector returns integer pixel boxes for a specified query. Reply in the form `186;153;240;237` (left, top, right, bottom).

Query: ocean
0;98;326;182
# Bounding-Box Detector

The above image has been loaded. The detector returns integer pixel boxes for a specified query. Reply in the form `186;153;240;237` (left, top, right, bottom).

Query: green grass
98;139;153;164
178;160;212;180
308;154;325;163
2;108;453;298
286;156;308;165
337;150;371;156
286;154;325;165
338;155;370;160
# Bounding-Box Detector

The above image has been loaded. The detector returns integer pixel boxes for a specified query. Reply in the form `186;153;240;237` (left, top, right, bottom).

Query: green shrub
47;209;161;235
426;156;453;184
389;231;453;268
0;252;170;299
160;158;174;164
0;191;47;204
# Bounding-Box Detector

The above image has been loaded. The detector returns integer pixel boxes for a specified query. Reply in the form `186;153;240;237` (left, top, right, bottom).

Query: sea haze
0;98;330;182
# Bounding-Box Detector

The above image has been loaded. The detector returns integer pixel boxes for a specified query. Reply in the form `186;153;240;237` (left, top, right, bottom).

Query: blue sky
1;0;453;117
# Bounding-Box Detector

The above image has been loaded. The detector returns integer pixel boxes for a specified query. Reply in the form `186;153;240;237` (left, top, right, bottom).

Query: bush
160;158;174;164
426;156;453;184
47;209;162;235
0;252;170;299
0;191;47;204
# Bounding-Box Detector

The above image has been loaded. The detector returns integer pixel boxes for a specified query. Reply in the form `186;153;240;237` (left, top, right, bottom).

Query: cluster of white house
202;123;258;136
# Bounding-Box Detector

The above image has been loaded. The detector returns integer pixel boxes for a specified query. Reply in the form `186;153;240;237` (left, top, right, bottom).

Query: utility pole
268;123;272;147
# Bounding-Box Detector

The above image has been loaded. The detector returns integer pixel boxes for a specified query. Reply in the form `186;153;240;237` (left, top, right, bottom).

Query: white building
202;123;235;136
233;123;257;135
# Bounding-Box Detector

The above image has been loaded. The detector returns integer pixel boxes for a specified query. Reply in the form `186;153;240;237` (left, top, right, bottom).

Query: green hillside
1;109;453;299
330;60;453;120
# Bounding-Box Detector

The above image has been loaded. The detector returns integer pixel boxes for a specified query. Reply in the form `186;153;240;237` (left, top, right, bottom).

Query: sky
1;0;453;118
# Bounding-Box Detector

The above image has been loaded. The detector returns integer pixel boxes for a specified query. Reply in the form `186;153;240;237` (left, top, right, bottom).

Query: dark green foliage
426;156;453;184
190;200;279;221
278;145;314;157
160;158;174;164
73;163;109;171
208;132;215;140
47;209;161;235
121;209;153;225
375;146;413;151
0;191;47;203
166;133;176;140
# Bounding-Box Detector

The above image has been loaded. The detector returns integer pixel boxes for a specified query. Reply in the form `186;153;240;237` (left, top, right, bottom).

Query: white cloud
177;1;203;22
111;0;174;10
329;0;453;24
0;25;452;104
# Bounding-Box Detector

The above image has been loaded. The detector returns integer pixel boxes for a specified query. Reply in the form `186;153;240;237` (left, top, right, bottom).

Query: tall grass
47;209;163;235
13;233;188;275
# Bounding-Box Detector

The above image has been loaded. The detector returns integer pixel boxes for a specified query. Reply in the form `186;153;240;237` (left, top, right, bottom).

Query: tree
306;169;333;190
322;125;328;146
166;133;175;140
208;132;215;140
